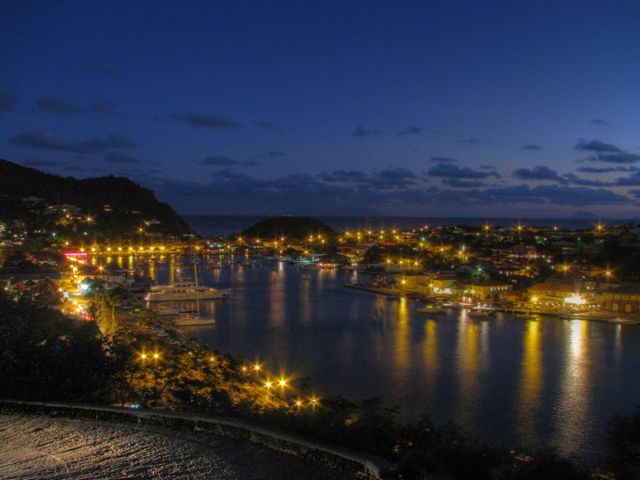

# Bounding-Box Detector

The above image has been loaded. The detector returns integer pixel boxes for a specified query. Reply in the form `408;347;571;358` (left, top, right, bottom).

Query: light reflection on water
109;257;640;458
553;321;592;456
517;320;543;447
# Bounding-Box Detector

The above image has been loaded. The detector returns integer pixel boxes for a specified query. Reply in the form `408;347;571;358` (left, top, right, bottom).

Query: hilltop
240;216;335;240
0;159;192;238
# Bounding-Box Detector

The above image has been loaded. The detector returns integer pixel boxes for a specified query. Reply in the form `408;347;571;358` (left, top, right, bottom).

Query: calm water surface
143;258;640;459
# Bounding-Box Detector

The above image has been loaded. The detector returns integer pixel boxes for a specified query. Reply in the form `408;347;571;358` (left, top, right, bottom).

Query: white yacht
145;281;230;302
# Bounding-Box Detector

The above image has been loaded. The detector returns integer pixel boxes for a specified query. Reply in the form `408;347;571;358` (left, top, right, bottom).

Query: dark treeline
0;159;191;237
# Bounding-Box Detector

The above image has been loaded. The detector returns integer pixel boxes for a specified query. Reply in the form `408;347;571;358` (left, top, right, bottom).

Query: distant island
0;159;192;239
240;216;336;241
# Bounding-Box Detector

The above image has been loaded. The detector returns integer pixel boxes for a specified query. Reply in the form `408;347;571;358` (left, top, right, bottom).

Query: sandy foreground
0;413;354;479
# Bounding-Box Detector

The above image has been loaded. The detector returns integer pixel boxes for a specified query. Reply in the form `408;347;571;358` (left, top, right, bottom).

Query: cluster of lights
83;244;169;255
138;351;161;361
242;361;321;410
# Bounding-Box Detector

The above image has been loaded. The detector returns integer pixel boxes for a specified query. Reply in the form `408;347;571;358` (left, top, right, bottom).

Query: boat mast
194;261;201;317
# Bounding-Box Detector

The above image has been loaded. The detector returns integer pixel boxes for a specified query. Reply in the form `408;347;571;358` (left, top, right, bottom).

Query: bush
0;290;120;402
605;407;640;480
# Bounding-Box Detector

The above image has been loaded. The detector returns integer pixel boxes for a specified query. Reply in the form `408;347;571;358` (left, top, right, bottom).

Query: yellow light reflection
423;319;439;393
553;320;590;456
394;297;410;374
455;314;480;428
517;320;543;447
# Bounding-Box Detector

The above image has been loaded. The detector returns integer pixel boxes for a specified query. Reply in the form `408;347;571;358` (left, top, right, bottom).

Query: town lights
264;380;273;389
253;363;262;372
565;294;586;305
278;378;287;388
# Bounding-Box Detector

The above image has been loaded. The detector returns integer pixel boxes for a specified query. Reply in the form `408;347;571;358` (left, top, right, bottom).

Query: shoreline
345;283;640;326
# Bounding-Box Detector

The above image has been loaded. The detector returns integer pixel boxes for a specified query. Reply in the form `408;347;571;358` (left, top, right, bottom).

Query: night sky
2;1;640;217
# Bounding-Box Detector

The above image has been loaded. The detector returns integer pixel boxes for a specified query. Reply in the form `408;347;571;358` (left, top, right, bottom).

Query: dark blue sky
2;1;640;217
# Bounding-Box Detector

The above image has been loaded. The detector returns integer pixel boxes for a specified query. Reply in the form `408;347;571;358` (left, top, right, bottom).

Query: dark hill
0;159;192;237
240;216;335;240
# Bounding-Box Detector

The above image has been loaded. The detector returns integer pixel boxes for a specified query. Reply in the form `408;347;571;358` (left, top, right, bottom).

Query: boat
416;304;445;314
174;313;216;326
468;308;494;319
154;304;181;315
145;281;230;301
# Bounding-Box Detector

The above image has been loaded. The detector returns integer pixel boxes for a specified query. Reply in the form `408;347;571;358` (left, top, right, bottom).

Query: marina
92;255;640;460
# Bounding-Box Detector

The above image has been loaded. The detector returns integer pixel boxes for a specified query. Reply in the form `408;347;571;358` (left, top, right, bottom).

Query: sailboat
145;262;230;301
174;262;217;326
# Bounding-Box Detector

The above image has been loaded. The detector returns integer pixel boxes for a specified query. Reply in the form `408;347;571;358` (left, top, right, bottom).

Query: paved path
0;414;354;479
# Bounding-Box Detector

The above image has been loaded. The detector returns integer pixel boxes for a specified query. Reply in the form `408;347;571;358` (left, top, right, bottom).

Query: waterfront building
465;281;512;301
602;284;640;313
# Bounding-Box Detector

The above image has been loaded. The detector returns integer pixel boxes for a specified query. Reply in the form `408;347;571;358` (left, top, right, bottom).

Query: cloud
21;157;64;168
260;150;285;158
478;184;628;206
522;144;542;151
37;96;85;114
577;166;636;173
104;152;139;164
575;139;622;153
480;164;497;170
397;126;424;135
91;99;116;113
457;138;485;144
369;168;419;189
319;170;368;182
430;156;457;163
352;126;382;137
200;155;239;166
591;118;610;126
614;172;640;187
200;155;258;167
87;63;122;75
575;139;640;164
591;153;640;164
9;131;136;154
427;163;499;179
170;112;243;129
152;171;630;216
253;121;280;131
443;178;487;188
564;173;612;187
513;165;565;182
0;85;17;110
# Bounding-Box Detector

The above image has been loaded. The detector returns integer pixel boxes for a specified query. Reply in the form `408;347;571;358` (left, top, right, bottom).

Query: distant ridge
0;158;192;237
